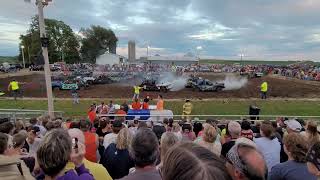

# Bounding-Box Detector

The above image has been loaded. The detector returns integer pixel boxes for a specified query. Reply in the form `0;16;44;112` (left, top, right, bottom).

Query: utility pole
21;45;26;68
37;0;54;117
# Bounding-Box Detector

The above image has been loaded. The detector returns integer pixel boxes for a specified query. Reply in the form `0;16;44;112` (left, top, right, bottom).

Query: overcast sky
1;0;320;60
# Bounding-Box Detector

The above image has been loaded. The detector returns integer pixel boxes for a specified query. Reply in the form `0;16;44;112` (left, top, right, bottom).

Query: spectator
88;105;97;123
156;94;164;110
269;133;317;180
306;142;320;177
182;99;193;121
158;132;179;168
103;120;123;149
163;118;173;132
152;124;166;142
101;128;134;179
0;132;33;180
0;121;14;147
67;128;112;180
79;120;98;162
240;120;253;140
121;128;161;180
30;117;47;136
36;129;94;180
142;96;150;110
96;118;111;156
254;120;281;172
122;101;129;113
69;121;80;129
302;120;320;147
193;121;203;137
128;120;139;135
116;106;127;117
131;98;142;110
161;142;231;180
26;126;42;156
137;121;148;129
225;141;267;180
196;123;221;156
221;121;241;157
172;123;182;140
284;119;302;134
181;123;196;141
14;120;26;134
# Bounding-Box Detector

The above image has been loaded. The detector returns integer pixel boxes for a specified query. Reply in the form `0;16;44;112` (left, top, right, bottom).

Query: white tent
96;52;127;65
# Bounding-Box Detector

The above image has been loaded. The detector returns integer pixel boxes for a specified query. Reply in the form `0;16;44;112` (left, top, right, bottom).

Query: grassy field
1;99;320;120
200;59;301;65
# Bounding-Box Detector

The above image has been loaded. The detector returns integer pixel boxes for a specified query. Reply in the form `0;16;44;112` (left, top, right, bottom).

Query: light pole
36;0;54;117
21;45;26;68
147;45;150;59
239;53;244;65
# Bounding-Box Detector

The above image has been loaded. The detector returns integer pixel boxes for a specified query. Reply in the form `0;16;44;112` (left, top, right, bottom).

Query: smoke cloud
221;75;248;90
158;72;188;91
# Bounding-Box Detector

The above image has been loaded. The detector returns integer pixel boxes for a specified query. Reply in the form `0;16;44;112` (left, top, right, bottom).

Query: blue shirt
268;160;317;180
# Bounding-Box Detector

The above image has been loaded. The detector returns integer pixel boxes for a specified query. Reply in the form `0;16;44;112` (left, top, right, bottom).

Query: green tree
80;25;118;63
19;16;80;64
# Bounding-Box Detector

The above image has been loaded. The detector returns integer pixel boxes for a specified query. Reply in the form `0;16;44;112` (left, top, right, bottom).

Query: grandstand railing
0;109;64;123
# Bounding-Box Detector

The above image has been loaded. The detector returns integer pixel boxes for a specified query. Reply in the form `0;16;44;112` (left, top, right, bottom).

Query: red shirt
142;102;149;109
83;131;97;162
116;110;127;116
132;102;141;110
88;111;96;123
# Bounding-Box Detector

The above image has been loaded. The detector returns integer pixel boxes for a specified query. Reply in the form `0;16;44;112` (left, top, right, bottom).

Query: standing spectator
14;120;26;134
269;133;317;180
96;102;107;114
196;123;221;156
172;123;182;140
71;86;79;104
254;121;281;172
87;105;97;123
79;120;98;162
158;132;180;168
0;132;33;180
284;119;302;134
182;99;193;121
156;94;164;110
181;123;196;141
306;142;320;177
152;124;166;143
221;121;241;157
96;118;111;157
225;141;267;180
142;96;150;110
29;117;47;137
131;99;141;110
101;128;134;179
26;126;42;156
103;120;123;149
36;129;94;180
240;120;253;140
121;128;161;180
161;142;231;180
67;128;112;180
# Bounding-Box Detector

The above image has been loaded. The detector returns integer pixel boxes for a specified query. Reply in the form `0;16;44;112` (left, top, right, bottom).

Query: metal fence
0;109;64;123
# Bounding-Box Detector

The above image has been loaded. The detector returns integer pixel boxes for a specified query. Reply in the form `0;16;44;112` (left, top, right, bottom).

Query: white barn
96;52;127;65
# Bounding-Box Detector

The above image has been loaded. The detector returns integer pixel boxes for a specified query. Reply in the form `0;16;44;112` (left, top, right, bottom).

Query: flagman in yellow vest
8;79;20;100
182;99;193;122
133;85;142;100
260;81;268;99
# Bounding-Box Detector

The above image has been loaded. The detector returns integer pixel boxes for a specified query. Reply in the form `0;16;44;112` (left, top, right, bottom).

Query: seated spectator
181;123;196;141
26;126;42;156
254;120;281;172
67;128;112;180
240;120;253;140
161;142;231;180
158;132;180;168
101;128;134;179
225;140;267;180
79;120;98;162
284;119;302;134
121;128;161;180
131;99;141;110
36;129;94;180
103;120;123;149
221;121;241;157
307;142;320;177
269;133;317;180
152;124;166;143
0;132;33;180
196;123;221;156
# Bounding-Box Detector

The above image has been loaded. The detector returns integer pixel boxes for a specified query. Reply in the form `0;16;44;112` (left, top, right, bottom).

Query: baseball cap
112;120;123;128
284;119;302;132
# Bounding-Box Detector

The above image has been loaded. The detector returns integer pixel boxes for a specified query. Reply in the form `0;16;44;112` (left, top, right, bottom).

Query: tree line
19;16;118;64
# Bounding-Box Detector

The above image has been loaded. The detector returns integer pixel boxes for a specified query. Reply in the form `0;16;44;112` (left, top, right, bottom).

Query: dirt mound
1;73;320;99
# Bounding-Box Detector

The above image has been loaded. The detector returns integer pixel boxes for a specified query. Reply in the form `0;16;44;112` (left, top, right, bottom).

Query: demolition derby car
51;80;89;90
192;79;225;92
140;79;172;92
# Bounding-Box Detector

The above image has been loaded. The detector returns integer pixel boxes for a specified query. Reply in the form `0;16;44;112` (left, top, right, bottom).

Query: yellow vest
183;102;193;114
261;82;268;92
134;86;141;94
10;81;19;90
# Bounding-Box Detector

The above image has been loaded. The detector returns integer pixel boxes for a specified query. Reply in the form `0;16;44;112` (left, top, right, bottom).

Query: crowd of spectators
0;115;319;180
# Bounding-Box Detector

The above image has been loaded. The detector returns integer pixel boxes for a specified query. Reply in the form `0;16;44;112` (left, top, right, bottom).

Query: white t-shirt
103;133;118;149
254;137;281;172
28;138;42;156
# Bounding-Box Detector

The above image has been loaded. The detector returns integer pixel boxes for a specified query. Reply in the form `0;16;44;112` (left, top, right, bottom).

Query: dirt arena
1;71;320;99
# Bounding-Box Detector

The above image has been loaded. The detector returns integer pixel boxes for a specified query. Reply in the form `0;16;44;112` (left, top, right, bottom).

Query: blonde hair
306;120;320;147
284;133;308;163
203;124;217;143
160;132;179;161
172;123;181;133
116;128;132;150
15;120;25;131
